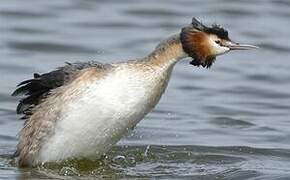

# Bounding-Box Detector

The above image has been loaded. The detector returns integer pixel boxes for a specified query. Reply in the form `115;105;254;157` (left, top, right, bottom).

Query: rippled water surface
1;0;290;179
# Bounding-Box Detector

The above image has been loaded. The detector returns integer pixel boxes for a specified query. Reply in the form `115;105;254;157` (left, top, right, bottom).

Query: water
1;0;290;179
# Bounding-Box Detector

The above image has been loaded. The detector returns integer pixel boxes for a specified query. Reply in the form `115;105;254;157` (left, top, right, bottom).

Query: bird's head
180;17;258;68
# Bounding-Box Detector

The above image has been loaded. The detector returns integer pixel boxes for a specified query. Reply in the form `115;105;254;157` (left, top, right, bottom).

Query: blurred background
1;0;290;179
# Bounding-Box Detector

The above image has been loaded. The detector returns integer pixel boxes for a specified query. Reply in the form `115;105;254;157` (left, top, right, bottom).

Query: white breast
37;64;174;163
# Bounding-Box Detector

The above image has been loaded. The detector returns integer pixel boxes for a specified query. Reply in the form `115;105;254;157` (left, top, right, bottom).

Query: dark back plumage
12;61;106;120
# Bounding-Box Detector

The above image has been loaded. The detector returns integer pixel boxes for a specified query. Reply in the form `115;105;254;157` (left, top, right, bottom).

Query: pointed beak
226;41;258;50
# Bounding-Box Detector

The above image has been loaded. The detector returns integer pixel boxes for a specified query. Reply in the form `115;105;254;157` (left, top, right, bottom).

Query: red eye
215;40;221;44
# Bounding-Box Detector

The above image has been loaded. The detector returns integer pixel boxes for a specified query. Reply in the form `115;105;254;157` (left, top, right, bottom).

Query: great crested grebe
12;18;257;167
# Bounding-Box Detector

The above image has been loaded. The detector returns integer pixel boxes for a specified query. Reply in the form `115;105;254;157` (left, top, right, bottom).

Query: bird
12;17;257;167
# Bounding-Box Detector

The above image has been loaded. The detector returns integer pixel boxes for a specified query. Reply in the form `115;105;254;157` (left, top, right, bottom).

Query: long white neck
142;33;188;68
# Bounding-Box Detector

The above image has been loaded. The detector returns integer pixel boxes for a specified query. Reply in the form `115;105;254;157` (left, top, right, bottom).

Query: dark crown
191;17;230;40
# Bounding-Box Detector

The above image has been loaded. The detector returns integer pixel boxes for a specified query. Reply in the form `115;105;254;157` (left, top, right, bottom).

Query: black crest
205;24;229;40
191;17;230;40
191;17;207;31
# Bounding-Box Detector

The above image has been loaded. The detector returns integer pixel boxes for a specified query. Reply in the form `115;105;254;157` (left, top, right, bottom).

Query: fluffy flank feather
12;61;109;119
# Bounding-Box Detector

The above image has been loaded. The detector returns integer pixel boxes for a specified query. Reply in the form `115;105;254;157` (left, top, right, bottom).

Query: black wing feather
12;61;106;118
